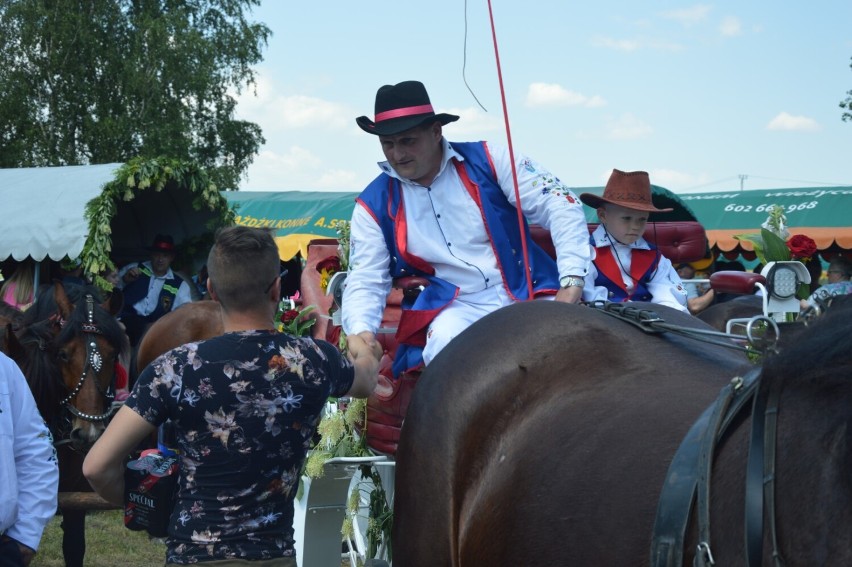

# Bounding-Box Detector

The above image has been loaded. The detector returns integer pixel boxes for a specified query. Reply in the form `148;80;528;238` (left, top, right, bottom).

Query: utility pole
739;174;748;191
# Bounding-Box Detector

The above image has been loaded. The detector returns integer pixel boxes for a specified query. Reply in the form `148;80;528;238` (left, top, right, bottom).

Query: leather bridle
57;294;117;423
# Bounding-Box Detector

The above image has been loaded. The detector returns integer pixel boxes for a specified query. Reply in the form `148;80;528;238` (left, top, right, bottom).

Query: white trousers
421;286;554;365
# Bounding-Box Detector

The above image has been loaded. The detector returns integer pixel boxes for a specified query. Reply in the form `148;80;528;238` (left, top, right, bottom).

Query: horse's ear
104;288;124;317
54;280;73;319
3;324;26;364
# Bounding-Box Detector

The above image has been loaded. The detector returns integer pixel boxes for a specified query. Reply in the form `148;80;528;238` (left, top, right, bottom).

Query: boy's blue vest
357;141;559;376
592;243;660;302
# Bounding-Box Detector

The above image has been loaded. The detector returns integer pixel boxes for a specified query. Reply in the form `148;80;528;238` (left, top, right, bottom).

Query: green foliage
733;205;791;266
275;302;318;337
842;56;852;122
0;0;270;189
82;156;235;291
336;220;352;271
759;227;791;263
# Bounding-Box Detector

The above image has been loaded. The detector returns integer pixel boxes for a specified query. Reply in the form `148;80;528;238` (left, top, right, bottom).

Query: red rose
316;256;341;274
786;234;817;259
281;309;300;324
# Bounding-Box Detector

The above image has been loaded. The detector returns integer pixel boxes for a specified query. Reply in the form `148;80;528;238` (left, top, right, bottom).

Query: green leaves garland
81;156;235;291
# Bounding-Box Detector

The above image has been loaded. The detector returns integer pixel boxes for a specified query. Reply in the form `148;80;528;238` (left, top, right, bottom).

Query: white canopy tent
0;163;122;262
0;161;232;298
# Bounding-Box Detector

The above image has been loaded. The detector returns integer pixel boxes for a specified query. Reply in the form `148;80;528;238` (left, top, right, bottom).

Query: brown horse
134;299;223;375
393;299;852;566
2;283;127;567
697;295;764;332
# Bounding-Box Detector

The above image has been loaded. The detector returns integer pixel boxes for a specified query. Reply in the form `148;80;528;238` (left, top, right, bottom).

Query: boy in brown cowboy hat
580;169;688;312
344;80;591;376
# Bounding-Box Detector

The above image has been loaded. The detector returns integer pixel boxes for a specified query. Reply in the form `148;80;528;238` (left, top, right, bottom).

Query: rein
606;301;789;566
588;301;779;354
584;302;785;565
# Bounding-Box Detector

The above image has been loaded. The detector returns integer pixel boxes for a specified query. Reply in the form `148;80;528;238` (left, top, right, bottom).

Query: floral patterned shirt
126;330;354;564
806;280;852;307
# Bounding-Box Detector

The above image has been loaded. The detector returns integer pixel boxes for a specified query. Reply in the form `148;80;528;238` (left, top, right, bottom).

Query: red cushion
530;221;708;265
709;271;766;295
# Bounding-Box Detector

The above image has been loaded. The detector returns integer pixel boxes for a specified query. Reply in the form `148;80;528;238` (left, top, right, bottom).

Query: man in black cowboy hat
117;234;192;346
343;80;591;377
579;169;689;312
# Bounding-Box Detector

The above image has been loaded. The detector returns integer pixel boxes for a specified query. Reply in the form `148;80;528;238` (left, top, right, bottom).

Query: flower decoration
786;234;817;261
275;301;316;337
735;205;818;301
734;205;817;266
336;220;351;271
317;256;341;293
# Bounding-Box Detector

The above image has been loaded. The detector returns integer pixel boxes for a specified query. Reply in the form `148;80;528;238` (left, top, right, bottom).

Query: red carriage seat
299;239;339;341
530;221;708;265
302;221;709;455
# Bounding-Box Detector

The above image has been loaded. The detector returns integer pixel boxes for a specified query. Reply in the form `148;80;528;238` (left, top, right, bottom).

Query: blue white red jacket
356;141;560;376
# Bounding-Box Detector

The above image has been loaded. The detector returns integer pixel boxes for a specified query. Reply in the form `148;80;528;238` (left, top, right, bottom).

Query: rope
486;0;534;300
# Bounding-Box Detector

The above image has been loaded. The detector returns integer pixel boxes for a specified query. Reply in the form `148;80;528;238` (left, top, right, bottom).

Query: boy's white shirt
582;225;688;312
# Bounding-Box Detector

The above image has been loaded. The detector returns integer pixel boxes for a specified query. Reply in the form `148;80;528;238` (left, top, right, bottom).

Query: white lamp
759;261;811;322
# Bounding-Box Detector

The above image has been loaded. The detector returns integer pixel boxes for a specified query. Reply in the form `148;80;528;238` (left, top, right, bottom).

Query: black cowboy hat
147;233;176;253
356;80;460;136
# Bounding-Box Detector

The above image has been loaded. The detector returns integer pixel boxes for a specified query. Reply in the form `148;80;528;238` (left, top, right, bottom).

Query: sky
233;1;852;195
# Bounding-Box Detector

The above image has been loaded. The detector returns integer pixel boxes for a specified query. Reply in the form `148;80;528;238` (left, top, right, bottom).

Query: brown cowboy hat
580;169;673;213
356;80;459;136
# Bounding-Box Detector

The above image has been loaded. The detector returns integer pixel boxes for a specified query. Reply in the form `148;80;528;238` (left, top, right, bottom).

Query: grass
30;510;353;567
31;509;166;567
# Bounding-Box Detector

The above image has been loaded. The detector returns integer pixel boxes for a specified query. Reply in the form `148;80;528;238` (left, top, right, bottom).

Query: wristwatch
560;275;585;289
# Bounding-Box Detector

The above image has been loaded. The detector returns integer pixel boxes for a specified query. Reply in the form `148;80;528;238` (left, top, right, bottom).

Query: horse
134;299;223;375
697;295;764;332
392;299;852;566
2;282;128;567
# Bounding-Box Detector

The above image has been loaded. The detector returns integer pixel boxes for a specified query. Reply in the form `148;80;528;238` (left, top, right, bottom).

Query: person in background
84;226;381;566
0;261;35;311
800;255;852;311
191;264;209;299
25;256;104;323
0;351;59;567
712;260;747;304
342;80;590;377
676;262;715;315
117;234;192;346
580;169;688;313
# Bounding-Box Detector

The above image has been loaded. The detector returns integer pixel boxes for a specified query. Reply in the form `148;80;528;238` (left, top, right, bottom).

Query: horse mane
15;318;64;424
0;300;24;328
764;296;852;384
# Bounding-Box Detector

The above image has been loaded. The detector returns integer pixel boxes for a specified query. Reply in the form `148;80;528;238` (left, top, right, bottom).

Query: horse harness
591;303;785;567
58;294;117;423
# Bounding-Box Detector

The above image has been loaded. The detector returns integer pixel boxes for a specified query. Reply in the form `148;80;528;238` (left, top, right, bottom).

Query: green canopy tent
225;191;358;260
678;187;852;259
224;184;702;261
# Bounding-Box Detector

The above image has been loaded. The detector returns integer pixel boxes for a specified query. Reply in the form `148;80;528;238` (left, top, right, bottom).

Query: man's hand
122;266;140;283
356;331;383;361
555;286;583;304
346;332;382;398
